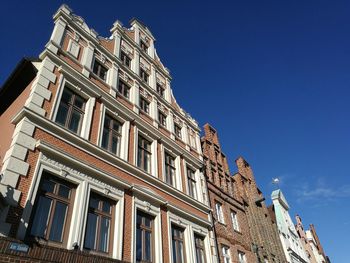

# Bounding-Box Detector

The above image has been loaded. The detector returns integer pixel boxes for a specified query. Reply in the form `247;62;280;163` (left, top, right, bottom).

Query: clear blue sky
1;1;349;261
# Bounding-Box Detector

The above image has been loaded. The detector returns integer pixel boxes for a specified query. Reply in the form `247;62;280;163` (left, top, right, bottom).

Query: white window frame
238;251;247;263
135;128;158;177
216;202;225;224
222;245;231;263
230;210;240;232
97;104;130;161
51;76;95;140
162;148;182;191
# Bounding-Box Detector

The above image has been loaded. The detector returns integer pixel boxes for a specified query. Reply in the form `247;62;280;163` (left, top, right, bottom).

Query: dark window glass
158;111;167;127
56;88;86;134
187;168;197;199
194;234;206;263
29;174;74;245
101;114;122;156
140;40;148;53
93;60;108;81
136;211;153;263
137;135;151;172
120;51;131;68
139;97;150;114
172;226;185;263
174;124;182;139
84;193;114;253
140;68;149;83
165;153;176;186
156;83;165;97
118;79;130;99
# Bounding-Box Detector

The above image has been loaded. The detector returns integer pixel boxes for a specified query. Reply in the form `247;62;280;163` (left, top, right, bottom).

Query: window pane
179;242;184;263
145;152;150;172
101;129;109;150
61;89;72;104
58;184;70;199
99;217;110;252
56;104;68;126
144;216;151;228
31;196;52;237
68;110;82;133
89;196;99;210
136;227;142;261
41;179;55;193
74;96;85;109
137;147;142;168
102;201;111;214
84;213;98;250
145;231;152;261
112;135;119;154
49;201;68;242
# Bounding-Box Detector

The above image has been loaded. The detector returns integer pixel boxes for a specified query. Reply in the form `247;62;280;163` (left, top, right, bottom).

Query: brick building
0;5;216;263
233;158;287;263
201;124;256;263
295;216;330;263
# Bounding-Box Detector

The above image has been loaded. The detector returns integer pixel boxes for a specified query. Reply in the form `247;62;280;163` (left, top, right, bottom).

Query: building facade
201;124;256;263
234;158;287;263
295;216;330;263
270;190;309;263
0;5;216;263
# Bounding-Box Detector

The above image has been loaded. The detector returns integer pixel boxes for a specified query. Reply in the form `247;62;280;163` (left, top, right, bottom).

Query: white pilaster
120;121;130;161
48;18;67;53
132;50;140;75
149;40;155;59
113;33;122;58
131;82;139;113
150;97;157;125
82;43;95;77
151;140;158;178
151;65;156;90
109;63;119;97
165;78;171;103
81;97;95;140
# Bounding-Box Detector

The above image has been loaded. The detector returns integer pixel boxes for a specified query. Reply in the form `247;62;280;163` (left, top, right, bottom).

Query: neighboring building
295;216;330;263
201;124;256;263
270;190;309;263
0;5;215;263
234;158;287;263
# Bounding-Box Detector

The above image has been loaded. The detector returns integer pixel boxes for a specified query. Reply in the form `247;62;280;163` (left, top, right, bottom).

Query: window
140;40;148;53
222;246;231;263
139;96;150;114
230;211;239;232
120;51;131;68
172;225;185;263
215;202;225;223
194;234;206;263
158;111;167;127
156;83;165;98
140;68;149;83
136;211;153;263
118;79;130;99
137;135;151;172
84;193;114;253
29;173;75;245
174;124;182;139
101;114;122;156
165;153;176;186
238;252;247;263
56;88;86;134
187;168;197;199
93;60;108;81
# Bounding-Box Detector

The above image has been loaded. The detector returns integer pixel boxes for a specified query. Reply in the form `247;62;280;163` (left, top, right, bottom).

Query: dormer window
140;68;149;83
93;59;107;81
156;83;165;98
120;51;131;68
140;40;148;53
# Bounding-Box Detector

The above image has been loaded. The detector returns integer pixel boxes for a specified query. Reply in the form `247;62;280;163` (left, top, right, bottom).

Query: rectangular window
187;168;197;199
140;40;148;53
29;173;75;245
120;51;131;68
238;252;247;263
230;211;239;232
136;211;153;263
56;88;86;134
101;114;122;156
156;83;165;98
222;246;231;263
84;193;114;253
158;111;167;127
140;68;149;83
174;124;182;139
93;60;108;81
172;225;185;263
215;202;225;224
139;96;150;114
118;79;130;99
194;234;206;263
165;153;176;186
137;135;152;172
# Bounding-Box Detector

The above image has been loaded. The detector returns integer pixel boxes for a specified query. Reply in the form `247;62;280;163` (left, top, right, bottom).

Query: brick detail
160;206;169;263
122;190;133;262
